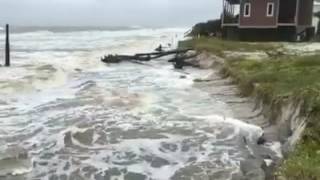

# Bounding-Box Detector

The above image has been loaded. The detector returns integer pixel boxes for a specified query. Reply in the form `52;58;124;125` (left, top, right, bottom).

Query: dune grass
279;140;320;180
180;38;320;179
226;55;320;96
179;37;280;57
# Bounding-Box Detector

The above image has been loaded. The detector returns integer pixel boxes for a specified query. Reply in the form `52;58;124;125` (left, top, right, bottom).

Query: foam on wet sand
0;27;280;180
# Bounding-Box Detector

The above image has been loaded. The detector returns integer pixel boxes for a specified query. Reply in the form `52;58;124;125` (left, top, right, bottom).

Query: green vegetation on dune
179;37;280;57
226;55;320;98
280;140;320;179
180;38;320;179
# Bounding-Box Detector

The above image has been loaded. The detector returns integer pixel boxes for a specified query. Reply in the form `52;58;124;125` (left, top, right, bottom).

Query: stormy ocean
0;27;278;180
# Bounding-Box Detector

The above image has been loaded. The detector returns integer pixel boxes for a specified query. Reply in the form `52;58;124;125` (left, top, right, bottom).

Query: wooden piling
5;24;10;67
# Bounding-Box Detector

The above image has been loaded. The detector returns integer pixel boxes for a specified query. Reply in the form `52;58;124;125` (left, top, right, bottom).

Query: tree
188;19;221;37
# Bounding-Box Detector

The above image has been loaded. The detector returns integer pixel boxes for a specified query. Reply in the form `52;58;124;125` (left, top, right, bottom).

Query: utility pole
5;24;10;67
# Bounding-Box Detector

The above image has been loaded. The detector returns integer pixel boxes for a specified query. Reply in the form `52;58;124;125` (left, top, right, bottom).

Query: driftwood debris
101;48;196;69
168;52;199;69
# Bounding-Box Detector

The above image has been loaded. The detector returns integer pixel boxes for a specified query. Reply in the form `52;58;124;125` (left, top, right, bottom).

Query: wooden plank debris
101;48;197;69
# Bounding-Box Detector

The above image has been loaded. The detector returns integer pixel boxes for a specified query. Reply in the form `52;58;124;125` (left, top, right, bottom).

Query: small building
221;0;315;41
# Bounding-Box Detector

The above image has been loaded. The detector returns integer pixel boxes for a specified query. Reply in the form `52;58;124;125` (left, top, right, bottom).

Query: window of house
244;3;251;17
267;3;274;17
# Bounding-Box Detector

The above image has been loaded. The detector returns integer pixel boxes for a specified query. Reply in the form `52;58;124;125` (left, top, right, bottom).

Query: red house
222;0;315;41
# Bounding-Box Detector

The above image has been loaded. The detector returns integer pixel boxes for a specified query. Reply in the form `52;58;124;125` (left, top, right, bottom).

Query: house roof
225;0;240;5
226;0;319;5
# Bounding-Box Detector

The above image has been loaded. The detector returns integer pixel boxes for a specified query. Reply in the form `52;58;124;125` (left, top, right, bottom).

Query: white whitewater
0;27;273;180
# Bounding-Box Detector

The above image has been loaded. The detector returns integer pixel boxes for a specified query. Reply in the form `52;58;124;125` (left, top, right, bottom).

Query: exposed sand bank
185;51;308;180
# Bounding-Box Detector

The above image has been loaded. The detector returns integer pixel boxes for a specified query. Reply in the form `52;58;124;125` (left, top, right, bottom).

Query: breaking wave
0;27;277;180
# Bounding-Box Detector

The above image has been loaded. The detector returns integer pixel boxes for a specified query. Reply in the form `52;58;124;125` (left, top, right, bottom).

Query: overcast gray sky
0;0;221;27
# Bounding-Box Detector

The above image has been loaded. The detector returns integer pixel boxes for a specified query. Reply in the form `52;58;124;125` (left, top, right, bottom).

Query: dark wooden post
5;24;10;67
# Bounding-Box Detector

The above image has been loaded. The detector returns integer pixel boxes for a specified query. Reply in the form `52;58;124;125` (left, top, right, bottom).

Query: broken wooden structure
101;48;197;69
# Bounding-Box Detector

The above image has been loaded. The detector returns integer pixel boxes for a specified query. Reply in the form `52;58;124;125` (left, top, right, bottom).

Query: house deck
221;0;315;41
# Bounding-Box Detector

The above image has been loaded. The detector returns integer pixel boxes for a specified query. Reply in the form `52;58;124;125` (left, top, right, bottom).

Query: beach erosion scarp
180;38;320;179
182;52;282;180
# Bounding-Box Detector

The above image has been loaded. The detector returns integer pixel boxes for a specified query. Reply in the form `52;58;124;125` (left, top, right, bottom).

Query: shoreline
186;52;284;180
179;37;320;180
